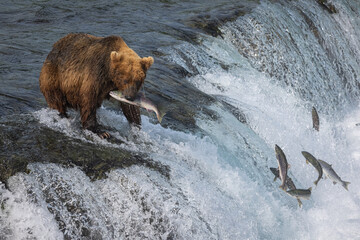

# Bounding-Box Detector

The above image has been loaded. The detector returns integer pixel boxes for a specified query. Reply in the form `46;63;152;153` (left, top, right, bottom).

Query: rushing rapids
1;0;360;239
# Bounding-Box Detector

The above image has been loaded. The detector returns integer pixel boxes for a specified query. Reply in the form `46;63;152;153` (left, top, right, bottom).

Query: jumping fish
318;159;350;191
287;187;312;200
110;91;165;123
270;167;280;182
312;107;319;131
302;151;323;186
270;167;303;207
275;145;289;191
270;167;295;189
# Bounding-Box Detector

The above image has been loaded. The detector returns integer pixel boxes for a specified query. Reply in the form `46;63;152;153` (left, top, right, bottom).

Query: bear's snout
123;85;139;101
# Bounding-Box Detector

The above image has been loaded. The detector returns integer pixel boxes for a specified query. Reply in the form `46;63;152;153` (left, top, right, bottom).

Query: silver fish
275;145;289;191
270;167;303;207
287;187;312;200
312;107;319;131
302;151;323;186
110;91;165;123
318;159;350;191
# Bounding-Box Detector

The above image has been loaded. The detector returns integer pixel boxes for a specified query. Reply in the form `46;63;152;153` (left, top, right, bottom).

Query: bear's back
46;33;126;65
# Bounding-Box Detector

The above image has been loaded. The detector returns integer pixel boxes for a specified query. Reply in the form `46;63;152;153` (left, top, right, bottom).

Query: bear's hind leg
39;62;68;118
45;90;68;118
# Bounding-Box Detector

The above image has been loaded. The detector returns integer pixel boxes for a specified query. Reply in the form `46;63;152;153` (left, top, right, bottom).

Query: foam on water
2;0;360;239
0;180;63;239
164;0;360;238
191;70;360;239
3;98;360;239
0;104;310;239
3;88;360;239
7;97;360;239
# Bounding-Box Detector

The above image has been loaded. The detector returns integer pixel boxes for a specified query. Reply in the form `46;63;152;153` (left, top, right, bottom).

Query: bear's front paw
98;132;111;139
59;112;69;118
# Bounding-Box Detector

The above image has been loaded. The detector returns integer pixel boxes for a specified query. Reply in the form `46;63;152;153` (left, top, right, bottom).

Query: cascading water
167;0;360;238
1;0;360;239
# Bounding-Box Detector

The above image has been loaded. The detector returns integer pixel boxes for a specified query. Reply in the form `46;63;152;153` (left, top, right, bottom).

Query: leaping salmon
318;159;350;191
286;187;312;200
275;145;290;191
312;107;319;131
270;167;303;207
301;151;323;186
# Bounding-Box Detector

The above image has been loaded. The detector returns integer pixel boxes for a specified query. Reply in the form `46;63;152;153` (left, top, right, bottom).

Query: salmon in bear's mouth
109;90;165;123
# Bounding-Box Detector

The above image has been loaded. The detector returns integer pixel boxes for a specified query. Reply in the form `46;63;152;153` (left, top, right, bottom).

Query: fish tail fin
314;180;319;186
157;110;166;123
343;181;350;191
297;199;303;208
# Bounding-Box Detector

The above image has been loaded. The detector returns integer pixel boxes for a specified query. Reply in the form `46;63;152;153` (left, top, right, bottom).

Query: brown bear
39;33;154;138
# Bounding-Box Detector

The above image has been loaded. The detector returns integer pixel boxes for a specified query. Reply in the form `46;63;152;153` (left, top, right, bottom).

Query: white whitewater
1;0;360;239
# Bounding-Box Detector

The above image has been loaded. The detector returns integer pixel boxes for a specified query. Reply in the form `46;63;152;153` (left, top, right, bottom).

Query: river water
1;0;360;239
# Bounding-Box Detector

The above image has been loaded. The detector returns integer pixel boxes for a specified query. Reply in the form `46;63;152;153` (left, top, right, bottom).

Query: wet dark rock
0;114;170;187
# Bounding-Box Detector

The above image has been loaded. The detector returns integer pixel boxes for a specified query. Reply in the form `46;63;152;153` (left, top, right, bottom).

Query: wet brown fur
39;33;154;134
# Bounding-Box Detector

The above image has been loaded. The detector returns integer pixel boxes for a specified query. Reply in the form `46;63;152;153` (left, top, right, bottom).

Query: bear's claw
99;132;111;139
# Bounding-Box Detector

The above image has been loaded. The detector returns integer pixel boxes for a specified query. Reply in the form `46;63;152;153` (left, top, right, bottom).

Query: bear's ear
141;56;154;70
110;51;123;62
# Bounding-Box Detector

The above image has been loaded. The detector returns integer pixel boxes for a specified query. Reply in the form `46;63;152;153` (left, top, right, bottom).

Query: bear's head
110;50;154;100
